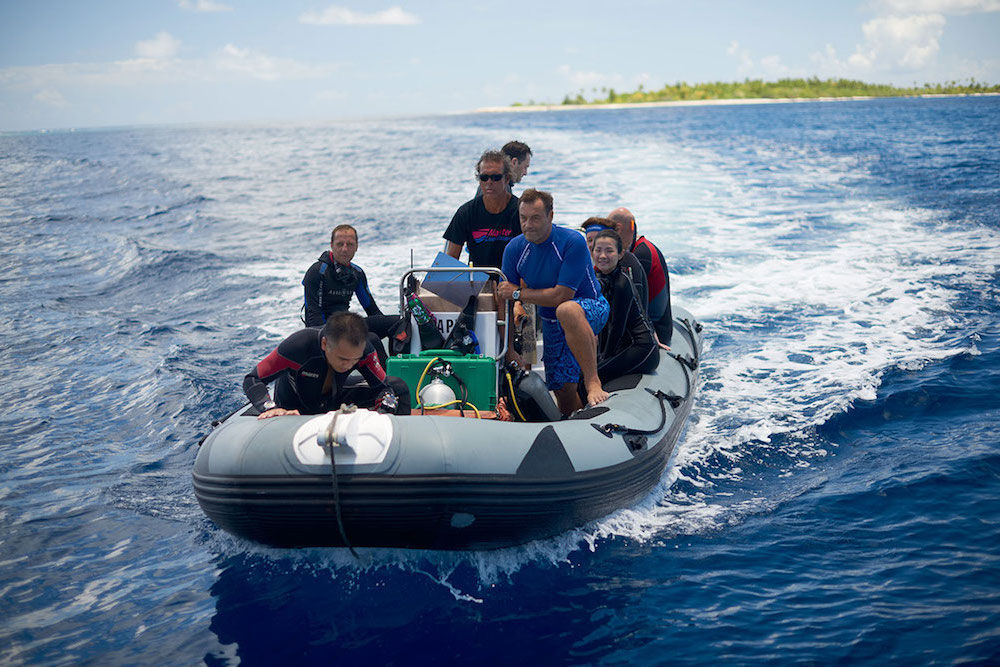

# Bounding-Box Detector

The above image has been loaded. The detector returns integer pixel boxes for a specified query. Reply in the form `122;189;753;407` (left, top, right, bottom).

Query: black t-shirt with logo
443;194;521;268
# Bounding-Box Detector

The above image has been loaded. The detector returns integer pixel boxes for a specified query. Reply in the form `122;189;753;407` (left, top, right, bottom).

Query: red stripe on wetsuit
634;236;667;300
357;350;386;382
256;348;302;382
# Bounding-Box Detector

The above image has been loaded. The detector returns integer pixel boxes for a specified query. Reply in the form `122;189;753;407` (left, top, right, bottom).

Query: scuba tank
406;290;445;351
502;361;561;422
444;294;480;355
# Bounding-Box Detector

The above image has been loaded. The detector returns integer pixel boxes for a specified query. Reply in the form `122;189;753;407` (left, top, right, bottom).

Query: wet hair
519;188;553;216
581;216;615;233
331;224;358;244
593;229;623;253
501;140;532;162
475;149;513;181
322;311;368;348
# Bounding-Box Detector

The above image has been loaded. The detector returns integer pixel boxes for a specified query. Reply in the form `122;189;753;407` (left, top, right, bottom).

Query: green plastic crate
387;350;498;412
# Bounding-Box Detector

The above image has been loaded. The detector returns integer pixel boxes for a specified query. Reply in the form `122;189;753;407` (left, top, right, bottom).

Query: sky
1;0;999;131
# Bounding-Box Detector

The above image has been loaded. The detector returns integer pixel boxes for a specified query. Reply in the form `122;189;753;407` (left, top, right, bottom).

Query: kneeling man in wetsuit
498;189;610;416
243;312;411;419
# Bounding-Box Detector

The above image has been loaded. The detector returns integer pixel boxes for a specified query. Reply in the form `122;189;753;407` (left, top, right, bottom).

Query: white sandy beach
474;92;999;114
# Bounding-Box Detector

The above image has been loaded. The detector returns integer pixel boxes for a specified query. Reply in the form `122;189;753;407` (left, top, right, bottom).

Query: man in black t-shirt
443;149;521;269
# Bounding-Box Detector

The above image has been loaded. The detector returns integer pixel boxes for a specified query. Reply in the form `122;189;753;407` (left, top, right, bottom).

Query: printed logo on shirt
470;228;515;243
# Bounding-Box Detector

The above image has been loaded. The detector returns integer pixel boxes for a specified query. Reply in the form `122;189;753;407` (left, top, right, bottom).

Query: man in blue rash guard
302;224;400;358
498;189;610;416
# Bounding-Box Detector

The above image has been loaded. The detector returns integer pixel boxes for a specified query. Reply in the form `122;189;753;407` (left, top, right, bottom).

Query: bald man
607;207;673;344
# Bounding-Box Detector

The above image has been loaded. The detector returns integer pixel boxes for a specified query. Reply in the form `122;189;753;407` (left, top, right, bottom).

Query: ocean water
1;96;998;664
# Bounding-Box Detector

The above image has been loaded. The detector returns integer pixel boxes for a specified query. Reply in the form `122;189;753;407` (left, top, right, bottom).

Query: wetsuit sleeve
443;202;471;246
631;242;653;282
243;340;304;411
354;266;384;318
658;263;673;343
302;262;325;327
355;343;388;392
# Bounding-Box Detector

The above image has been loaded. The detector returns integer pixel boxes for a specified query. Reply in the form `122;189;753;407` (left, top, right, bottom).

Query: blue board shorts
541;295;610;390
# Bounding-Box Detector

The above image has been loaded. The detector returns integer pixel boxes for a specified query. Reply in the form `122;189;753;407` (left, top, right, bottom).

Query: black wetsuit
595;262;659;383
630;236;672;344
243;328;411;415
621;251;648;308
302;252;400;341
443;194;521;268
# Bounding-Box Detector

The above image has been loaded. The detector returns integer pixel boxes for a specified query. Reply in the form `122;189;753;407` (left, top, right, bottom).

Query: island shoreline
473;92;1000;114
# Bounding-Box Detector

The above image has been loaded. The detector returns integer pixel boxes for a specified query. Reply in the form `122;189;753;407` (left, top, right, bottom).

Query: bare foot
586;386;610;406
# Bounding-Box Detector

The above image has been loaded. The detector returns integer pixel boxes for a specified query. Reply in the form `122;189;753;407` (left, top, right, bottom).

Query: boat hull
193;307;702;550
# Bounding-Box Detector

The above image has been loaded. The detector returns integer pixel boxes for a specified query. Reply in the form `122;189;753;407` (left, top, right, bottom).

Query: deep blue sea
2;96;999;664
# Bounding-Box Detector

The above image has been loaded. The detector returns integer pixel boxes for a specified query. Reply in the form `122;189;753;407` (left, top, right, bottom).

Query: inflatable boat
193;268;702;550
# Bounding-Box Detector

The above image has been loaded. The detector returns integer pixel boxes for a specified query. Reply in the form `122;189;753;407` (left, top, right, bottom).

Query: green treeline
511;78;1000;107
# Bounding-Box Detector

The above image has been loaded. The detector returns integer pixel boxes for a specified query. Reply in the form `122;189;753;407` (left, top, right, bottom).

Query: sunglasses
478;173;505;182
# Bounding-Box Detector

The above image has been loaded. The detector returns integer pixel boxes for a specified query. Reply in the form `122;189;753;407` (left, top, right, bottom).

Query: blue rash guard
501;225;603;321
503;226;609;391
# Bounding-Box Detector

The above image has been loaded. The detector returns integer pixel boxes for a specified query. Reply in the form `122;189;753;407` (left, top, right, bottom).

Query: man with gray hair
444;149;521;268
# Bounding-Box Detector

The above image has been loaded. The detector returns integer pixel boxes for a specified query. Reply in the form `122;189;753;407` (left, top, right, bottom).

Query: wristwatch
262;400;276;411
511;288;521;301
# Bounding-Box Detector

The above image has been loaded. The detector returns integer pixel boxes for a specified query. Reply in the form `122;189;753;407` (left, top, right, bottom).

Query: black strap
325;413;360;560
623;266;656;336
591;388;683;451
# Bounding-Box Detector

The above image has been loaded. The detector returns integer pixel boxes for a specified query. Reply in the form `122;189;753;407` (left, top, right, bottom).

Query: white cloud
810;10;950;76
0;45;335;95
727;41;801;78
299;5;420;25
178;0;233;12
812;0;999;78
135;32;181;59
876;0;1000;14
727;41;755;75
854;13;946;70
215;44;336;80
33;88;68;107
810;44;853;77
759;55;796;78
557;64;613;88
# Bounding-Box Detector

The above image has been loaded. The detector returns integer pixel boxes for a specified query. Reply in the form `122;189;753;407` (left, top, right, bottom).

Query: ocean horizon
1;95;998;664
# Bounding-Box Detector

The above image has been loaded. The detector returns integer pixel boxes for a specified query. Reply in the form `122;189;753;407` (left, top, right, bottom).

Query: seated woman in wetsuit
590;229;659;382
